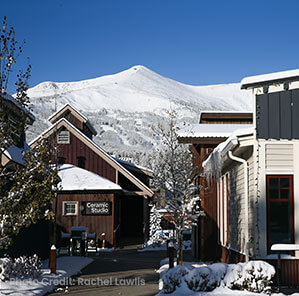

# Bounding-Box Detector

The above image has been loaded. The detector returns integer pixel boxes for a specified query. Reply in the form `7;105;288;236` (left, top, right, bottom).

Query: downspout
228;151;249;262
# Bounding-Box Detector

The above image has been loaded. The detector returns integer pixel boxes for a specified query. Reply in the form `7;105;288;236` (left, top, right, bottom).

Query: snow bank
158;260;275;295
0;256;93;296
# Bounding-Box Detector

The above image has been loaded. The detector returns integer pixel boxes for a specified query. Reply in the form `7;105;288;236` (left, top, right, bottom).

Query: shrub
185;263;227;292
161;265;190;294
223;261;275;294
0;254;42;281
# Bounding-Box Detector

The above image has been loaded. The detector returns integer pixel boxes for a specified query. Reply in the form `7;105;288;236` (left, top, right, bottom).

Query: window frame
266;175;294;253
57;130;70;144
63;201;78;216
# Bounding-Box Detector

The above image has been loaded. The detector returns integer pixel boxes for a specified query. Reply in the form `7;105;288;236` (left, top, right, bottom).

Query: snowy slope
26;65;252;161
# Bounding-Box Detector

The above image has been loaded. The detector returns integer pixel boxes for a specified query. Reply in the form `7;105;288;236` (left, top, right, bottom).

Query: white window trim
63;201;78;216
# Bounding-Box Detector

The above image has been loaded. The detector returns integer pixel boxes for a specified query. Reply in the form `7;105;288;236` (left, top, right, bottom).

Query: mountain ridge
26;65;253;164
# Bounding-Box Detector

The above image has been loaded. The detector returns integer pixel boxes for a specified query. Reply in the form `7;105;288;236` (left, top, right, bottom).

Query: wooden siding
54;131;116;182
257;89;299;139
267;259;299;286
220;245;246;264
226;149;253;255
56;193;114;246
265;143;293;170
200;112;253;124
199;146;219;261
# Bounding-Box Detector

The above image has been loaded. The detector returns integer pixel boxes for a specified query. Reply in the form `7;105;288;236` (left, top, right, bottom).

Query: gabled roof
30;118;153;197
241;69;299;89
57;164;122;191
48;104;97;136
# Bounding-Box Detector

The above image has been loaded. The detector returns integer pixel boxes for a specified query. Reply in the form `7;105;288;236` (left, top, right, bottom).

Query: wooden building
0;93;35;169
201;69;299;285
31;104;153;247
178;111;253;261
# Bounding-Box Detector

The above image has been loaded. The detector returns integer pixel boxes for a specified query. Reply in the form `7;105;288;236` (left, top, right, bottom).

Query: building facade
202;69;299;285
31;104;153;248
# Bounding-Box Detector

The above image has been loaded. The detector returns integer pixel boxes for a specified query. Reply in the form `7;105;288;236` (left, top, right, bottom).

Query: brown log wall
54;132;116;182
56;193;114;246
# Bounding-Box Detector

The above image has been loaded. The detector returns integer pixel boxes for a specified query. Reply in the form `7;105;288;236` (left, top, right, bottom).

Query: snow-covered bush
161;265;190;294
160;261;275;294
0;254;42;281
185;263;227;292
223;261;275;294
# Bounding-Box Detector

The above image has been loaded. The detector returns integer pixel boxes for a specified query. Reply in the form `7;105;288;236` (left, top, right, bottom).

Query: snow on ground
0;256;93;296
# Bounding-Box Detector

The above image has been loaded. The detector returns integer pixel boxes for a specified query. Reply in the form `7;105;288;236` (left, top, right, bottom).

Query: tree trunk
177;229;183;265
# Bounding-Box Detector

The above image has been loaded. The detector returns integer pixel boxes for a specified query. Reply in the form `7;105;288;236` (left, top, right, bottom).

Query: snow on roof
113;157;153;175
177;124;253;138
3;143;30;166
200;110;252;114
48;104;97;136
58;164;122;191
241;69;299;89
1;93;35;121
271;244;299;251
202;127;254;179
30;118;153;196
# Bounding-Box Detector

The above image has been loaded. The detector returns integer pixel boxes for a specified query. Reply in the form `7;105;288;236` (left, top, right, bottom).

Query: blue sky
2;0;299;91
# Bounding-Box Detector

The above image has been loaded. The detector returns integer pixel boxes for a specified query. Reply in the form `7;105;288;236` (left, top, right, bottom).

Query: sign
81;201;112;216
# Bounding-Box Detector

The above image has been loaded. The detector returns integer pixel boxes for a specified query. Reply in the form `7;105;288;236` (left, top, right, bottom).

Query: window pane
65;203;76;214
280;178;290;188
280;189;290;199
269;202;291;245
269;178;279;188
269;189;279;199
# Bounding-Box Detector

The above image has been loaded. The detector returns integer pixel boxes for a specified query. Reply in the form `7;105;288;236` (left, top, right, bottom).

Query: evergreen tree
0;16;57;249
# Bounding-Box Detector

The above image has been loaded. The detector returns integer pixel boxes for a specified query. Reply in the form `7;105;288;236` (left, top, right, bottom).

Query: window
267;175;294;252
63;201;78;216
77;156;86;169
57;131;70;144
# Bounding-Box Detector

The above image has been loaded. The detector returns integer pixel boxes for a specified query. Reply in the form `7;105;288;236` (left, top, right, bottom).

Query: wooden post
277;252;281;289
101;232;106;249
50;245;56;274
166;239;170;257
168;241;174;269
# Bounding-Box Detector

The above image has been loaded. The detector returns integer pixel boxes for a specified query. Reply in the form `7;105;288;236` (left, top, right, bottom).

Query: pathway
49;248;167;296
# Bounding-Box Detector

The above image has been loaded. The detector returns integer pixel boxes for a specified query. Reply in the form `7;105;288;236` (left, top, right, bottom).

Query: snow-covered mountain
27;65;252;161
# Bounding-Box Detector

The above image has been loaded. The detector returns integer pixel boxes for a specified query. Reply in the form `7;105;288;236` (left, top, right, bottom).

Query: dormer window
57;131;70;144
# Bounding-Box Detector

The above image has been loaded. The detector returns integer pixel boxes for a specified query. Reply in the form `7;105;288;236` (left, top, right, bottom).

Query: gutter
228;150;249;262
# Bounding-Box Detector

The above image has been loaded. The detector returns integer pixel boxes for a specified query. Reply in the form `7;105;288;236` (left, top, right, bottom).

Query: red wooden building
178;111;252;261
31;104;153;247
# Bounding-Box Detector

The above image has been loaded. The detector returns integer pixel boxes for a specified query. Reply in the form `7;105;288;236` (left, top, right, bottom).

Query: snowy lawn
156;260;299;296
0;256;93;296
